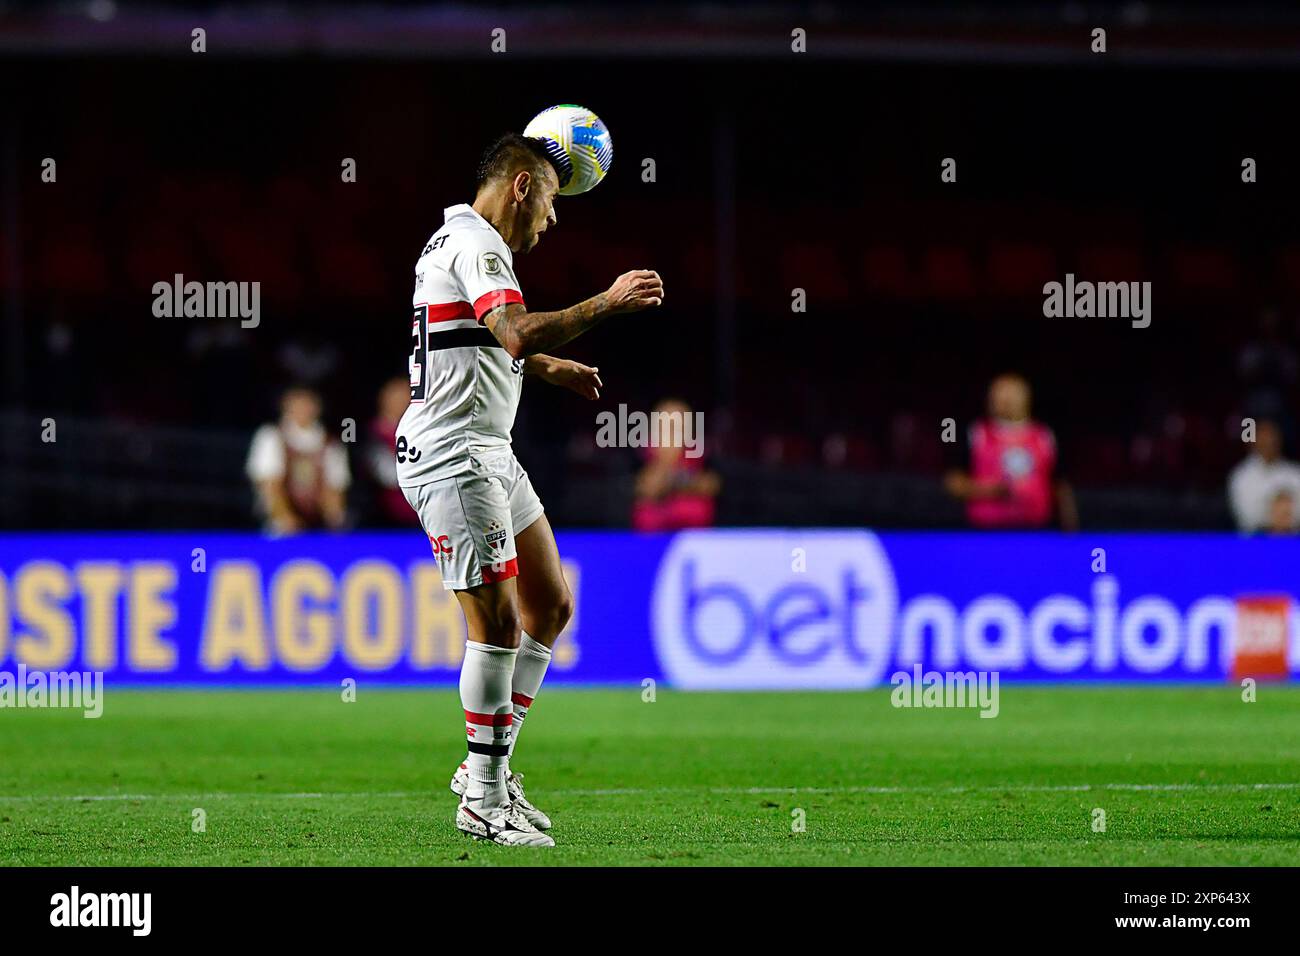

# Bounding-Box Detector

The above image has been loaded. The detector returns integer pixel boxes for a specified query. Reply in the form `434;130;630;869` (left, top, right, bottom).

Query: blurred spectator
245;386;350;534
1237;307;1298;442
632;399;721;531
1266;490;1298;536
1227;419;1300;533
366;377;420;527
944;373;1078;530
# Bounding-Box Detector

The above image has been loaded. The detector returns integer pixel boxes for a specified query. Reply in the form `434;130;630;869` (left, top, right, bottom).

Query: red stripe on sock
511;691;534;707
464;710;513;726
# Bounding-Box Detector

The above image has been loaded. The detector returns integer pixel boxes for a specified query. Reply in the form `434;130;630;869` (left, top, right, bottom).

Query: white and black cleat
451;763;552;831
456;797;555;847
506;772;552;831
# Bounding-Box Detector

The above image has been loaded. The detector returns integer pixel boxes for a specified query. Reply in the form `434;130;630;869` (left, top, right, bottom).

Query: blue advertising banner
0;530;1295;687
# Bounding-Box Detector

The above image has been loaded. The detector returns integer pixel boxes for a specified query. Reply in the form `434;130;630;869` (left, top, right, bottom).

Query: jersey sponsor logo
395;435;422;463
429;533;453;556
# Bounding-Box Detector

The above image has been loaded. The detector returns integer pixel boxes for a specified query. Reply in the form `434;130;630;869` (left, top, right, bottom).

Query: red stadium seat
920;246;977;300
36;224;109;298
986;242;1057;297
1168;246;1237;294
861;245;911;298
822;433;878;471
779;243;850;303
1076;244;1145;281
125;223;202;291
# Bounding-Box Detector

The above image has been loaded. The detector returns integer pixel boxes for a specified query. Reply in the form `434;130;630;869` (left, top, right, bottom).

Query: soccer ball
523;104;613;196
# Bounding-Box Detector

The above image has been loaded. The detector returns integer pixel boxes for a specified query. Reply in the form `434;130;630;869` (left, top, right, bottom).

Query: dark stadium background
2;1;1299;531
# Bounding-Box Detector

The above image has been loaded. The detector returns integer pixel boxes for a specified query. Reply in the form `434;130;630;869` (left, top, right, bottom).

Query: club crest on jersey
481;252;502;276
483;519;508;551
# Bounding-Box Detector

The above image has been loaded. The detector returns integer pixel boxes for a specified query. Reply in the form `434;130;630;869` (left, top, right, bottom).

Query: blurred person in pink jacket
944;373;1078;531
632;398;721;531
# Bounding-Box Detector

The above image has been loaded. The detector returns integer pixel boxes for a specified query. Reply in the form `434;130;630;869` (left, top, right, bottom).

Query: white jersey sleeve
449;227;524;323
245;424;286;482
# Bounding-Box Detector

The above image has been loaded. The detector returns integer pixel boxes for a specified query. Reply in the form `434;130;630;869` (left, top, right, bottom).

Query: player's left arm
523;354;603;400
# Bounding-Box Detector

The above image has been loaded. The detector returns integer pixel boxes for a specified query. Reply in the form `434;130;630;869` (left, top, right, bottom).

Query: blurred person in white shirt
1265;489;1298;536
245;386;350;534
1227;418;1300;533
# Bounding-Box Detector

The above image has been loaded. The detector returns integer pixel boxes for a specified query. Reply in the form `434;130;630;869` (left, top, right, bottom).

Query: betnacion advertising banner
0;530;1295;687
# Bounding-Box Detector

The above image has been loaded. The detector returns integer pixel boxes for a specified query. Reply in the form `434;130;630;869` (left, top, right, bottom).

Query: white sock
459;641;517;809
508;632;553;759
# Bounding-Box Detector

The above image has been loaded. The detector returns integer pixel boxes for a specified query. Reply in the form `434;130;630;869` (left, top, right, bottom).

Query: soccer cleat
506;772;552;831
451;762;552;831
456;797;555;847
450;762;468;796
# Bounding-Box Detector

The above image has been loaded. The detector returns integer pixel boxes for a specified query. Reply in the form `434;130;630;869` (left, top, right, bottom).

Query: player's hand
604;270;664;315
971;479;1013;500
542;359;603;400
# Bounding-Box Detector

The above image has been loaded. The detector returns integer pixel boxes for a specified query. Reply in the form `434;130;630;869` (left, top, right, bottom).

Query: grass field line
3;781;1299;804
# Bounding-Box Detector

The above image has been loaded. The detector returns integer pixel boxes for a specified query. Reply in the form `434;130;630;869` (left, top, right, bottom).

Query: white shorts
401;448;545;591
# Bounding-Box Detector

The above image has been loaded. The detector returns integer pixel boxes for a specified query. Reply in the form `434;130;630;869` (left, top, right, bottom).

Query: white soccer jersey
396;204;526;487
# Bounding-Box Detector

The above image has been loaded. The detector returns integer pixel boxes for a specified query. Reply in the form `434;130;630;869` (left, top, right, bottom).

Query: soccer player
397;132;664;846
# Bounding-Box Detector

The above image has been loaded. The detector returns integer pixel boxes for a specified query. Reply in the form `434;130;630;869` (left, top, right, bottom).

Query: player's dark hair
475;132;566;193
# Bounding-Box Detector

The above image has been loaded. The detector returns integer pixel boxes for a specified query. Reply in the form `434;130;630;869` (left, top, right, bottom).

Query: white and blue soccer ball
523;104;613;196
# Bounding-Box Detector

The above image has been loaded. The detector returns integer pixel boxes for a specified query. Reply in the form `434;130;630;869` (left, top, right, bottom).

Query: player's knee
521;586;573;644
534;589;574;643
472;594;522;649
553;589;575;635
481;609;522;649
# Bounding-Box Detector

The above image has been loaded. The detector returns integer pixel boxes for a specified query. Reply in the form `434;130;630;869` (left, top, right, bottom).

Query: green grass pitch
2;686;1298;866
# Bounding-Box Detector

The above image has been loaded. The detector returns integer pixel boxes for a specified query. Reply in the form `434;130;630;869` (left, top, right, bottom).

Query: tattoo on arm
485;296;609;358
